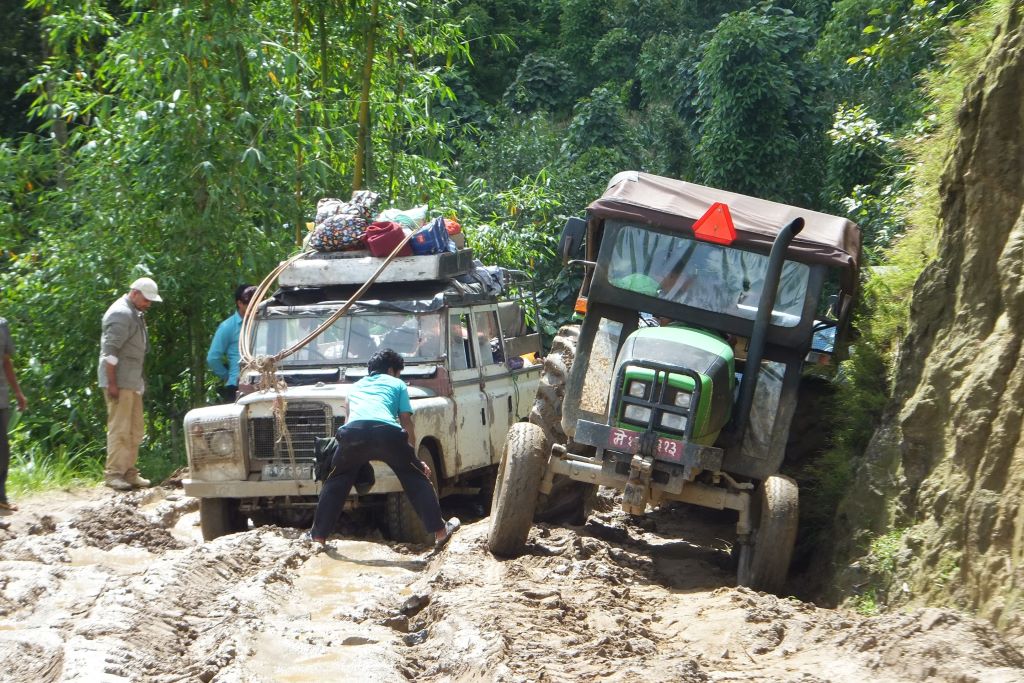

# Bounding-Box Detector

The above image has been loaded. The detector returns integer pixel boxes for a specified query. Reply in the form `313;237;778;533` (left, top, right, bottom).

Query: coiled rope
238;232;417;465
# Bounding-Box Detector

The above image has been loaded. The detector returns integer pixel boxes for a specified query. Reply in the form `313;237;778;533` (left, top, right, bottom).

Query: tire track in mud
397;512;1024;683
0;493;315;682
0;489;1022;682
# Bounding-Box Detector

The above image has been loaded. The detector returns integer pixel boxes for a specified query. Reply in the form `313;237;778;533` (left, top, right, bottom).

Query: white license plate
261;463;314;481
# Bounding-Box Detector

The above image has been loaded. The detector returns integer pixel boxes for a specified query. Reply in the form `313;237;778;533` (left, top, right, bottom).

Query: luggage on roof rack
278;248;475;287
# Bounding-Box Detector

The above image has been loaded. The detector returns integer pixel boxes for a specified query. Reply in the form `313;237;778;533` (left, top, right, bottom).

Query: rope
238;231;418;463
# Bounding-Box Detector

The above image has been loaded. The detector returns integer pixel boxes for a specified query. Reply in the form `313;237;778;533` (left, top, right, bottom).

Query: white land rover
182;250;543;542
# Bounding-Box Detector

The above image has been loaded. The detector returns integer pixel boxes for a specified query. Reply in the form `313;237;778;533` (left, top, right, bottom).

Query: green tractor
487;171;861;593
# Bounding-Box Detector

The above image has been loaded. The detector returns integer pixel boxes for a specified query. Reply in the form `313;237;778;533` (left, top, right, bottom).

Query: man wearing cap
206;284;255;403
98;277;162;491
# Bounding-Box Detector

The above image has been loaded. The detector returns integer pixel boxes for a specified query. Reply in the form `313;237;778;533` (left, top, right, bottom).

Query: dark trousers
310;420;444;539
217;385;238;403
0;409;9;503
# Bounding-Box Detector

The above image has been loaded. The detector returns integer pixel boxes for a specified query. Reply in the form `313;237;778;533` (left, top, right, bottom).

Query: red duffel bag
365;221;412;257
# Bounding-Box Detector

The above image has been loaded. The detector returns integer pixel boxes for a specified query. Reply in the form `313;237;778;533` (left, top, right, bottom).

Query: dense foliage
0;0;990;507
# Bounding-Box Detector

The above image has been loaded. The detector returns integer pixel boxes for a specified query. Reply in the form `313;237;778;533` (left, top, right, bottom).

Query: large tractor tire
737;474;799;594
200;498;248;541
529;325;597;523
488;422;547;557
386;445;439;545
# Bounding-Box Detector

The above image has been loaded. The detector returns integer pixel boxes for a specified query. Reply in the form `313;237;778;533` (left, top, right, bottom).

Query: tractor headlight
627;380;649;398
188;418;240;461
672;390;692;409
659;412;688;434
623;404;652;425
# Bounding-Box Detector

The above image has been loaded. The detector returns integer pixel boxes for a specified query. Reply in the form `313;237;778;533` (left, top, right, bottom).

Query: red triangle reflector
692;202;736;245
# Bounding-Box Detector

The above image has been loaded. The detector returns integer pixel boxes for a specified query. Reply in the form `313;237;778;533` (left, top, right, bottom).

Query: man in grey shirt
98;277;162;490
1;317;27;511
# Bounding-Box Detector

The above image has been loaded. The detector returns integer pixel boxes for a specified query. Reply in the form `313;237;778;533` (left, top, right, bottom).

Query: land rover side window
606;225;810;327
474;310;504;366
448;313;474;370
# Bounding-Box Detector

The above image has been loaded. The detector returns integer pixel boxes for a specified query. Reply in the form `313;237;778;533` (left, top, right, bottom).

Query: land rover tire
488;422;547;557
386;445;439;545
737;475;799;594
200;498;248;541
529;324;596;522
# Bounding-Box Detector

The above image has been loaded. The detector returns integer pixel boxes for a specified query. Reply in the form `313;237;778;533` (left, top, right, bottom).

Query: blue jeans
310;420;443;539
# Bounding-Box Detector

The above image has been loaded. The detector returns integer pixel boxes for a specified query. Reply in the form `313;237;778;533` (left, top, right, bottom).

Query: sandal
0;502;18;512
435;517;461;549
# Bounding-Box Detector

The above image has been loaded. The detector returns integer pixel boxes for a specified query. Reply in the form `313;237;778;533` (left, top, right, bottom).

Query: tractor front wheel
737;474;799;594
488;422;547;557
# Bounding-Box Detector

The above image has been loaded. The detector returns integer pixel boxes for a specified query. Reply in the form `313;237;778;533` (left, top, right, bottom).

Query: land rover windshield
253;310;444;365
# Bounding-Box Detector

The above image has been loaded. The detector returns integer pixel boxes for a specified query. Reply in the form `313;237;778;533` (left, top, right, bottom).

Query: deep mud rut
0;487;1021;682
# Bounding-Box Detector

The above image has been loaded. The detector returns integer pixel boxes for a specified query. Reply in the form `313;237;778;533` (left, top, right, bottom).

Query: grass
7;430;186;499
851;528;907;615
8;443;106;496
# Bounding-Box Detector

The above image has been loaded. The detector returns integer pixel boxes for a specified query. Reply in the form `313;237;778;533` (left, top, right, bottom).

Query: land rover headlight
626;380;649;399
188;418;240;461
208;429;236;457
659;412;688;434
623;404;652;425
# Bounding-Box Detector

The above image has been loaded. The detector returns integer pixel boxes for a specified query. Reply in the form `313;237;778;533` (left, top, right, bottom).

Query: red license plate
608;428;639;453
607;428;685;462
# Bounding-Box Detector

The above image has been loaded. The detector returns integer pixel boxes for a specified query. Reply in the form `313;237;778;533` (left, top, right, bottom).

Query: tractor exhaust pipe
731;217;804;447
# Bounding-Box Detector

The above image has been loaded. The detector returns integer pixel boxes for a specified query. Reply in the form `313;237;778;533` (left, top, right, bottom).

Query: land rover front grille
249;402;333;460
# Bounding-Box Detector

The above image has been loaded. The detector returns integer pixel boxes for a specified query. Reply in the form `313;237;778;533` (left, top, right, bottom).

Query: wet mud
0;487;1020;682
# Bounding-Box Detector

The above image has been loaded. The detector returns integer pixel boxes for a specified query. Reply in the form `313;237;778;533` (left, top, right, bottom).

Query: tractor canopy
587;171;861;292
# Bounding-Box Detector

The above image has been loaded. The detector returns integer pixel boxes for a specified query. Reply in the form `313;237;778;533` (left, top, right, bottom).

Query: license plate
261;463;314;481
607;427;685;463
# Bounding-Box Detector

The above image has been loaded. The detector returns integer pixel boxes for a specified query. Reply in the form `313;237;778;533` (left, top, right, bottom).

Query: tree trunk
353;0;379;191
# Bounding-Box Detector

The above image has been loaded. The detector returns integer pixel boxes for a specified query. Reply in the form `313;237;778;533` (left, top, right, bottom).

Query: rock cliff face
836;4;1024;637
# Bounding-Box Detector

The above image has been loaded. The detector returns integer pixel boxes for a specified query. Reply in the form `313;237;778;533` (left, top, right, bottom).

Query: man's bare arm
2;354;26;411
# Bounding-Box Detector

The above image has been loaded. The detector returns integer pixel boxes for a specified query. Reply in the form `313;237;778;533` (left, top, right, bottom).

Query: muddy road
0;486;1021;682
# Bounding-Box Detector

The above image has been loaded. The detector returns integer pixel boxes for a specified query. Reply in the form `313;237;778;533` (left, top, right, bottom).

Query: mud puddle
0;486;1020;682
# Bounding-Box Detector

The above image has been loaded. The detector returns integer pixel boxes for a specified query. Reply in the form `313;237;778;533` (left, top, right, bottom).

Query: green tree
694;5;826;203
3;0;468;466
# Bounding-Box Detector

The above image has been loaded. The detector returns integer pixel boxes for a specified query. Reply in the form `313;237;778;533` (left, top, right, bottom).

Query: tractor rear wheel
488;422;547;557
737;474;799;594
530;324;597;523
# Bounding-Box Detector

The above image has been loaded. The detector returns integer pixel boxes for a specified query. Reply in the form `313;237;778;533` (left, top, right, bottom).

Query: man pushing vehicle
309;348;460;548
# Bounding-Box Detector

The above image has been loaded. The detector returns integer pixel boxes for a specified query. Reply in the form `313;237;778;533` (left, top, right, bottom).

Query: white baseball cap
130;277;163;302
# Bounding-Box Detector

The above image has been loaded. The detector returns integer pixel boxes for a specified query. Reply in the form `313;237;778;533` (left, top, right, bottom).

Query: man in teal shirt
310;348;460;548
206;285;254;403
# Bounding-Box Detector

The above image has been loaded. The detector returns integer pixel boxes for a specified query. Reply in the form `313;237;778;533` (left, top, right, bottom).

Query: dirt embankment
833;5;1024;635
0;486;1021;682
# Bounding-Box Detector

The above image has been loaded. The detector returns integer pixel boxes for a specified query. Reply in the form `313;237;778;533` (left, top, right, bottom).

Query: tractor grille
249;402;333;461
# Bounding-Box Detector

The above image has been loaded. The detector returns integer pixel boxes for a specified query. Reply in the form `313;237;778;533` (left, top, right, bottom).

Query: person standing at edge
207;284;255;403
309;348;460;548
0;316;27;511
98;277;162;491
